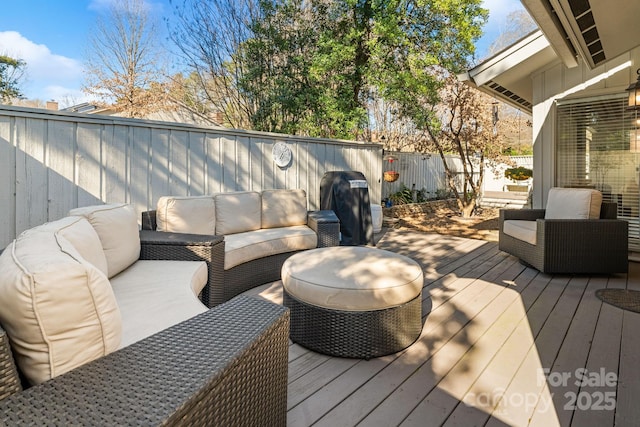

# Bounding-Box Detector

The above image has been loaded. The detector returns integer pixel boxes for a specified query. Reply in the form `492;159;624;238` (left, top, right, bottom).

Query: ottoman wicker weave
282;246;424;359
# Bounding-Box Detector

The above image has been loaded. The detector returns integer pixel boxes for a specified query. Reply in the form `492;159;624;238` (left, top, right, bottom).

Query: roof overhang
521;0;640;69
460;30;558;114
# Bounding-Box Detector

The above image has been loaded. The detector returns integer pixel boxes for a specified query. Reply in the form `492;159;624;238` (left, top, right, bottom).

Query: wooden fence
381;152;533;200
0;106;382;248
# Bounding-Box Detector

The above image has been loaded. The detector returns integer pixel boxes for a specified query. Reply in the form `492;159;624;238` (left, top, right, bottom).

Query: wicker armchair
0;295;289;426
499;201;628;274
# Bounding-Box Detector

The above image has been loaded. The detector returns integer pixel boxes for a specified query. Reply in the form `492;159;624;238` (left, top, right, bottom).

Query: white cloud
0;31;84;101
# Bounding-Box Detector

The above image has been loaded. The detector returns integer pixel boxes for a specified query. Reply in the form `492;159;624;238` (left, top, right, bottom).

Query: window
557;93;639;250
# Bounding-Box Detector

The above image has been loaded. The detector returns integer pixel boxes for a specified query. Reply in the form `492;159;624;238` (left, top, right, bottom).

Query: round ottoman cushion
282;247;423;311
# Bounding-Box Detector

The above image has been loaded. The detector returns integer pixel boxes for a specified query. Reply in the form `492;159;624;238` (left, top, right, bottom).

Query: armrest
0;296;290;426
307;210;340;248
537;218;629;273
141;210;157;230
0;327;21;400
139;230;225;308
499;209;545;222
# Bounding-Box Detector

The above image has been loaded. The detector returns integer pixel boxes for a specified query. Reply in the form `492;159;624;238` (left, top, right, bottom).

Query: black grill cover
320;171;374;246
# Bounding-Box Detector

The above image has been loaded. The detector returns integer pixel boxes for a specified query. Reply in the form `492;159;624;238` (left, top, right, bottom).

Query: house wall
530;46;640;208
0;105;382;249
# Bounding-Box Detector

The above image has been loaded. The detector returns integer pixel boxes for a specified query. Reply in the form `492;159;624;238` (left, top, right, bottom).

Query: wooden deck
246;229;640;427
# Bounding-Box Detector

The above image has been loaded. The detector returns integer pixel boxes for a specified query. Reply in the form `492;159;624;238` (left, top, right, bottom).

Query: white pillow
215;192;261;235
33;216;109;277
156;196;216;235
545;188;602;219
261;189;308;228
69;204;140;278
0;231;121;385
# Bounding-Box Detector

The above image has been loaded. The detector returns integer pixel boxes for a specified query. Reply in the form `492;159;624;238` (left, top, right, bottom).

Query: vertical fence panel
206;134;222;194
47;120;76;219
77;123;103;207
236;135;251;191
189;132;206;195
104;125;129;204
130;126;151;214
0;116;16;244
15;117;48;234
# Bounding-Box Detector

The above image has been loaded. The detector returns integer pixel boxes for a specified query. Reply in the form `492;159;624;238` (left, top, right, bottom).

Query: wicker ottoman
282;246;423;359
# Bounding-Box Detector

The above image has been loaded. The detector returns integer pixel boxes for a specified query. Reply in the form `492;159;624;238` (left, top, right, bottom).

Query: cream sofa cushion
261;189;308;228
223;226;317;270
545;188;602;220
110;260;208;348
156;195;216;235
0;230;121;385
503;220;538;245
70;204;140;278
34;216;108;277
215;192;261;235
282;246;423;311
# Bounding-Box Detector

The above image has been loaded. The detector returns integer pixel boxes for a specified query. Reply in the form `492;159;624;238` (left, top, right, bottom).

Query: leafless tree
83;0;167;117
487;9;537;56
168;0;261;129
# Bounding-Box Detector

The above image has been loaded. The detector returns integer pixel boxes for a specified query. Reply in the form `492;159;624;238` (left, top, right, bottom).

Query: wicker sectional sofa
0;203;289;425
142;189;340;306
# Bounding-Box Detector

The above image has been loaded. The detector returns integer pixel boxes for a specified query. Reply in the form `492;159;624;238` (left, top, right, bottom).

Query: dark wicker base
284;291;422;359
221;251;302;305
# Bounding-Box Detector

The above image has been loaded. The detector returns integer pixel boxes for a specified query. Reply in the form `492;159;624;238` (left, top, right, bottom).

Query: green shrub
504;166;533;181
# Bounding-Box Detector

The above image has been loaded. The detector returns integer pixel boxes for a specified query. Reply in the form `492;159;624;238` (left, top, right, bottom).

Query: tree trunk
458;197;476;218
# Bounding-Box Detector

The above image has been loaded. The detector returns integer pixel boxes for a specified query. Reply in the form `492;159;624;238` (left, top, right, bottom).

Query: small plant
504;166;533;181
388;184;429;205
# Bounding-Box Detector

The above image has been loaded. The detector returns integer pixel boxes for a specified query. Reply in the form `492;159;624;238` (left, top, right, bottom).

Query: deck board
245;229;636;426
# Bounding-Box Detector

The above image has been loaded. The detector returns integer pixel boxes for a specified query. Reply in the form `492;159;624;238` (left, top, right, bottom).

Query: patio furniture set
0;188;423;425
2;185;623;424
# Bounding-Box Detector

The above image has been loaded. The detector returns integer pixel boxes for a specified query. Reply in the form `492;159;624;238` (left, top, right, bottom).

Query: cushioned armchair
499;187;628;274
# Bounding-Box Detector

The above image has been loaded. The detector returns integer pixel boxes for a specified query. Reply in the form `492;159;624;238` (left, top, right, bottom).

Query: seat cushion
215;191;262;235
70;204;141;278
282;247;423;311
503;220;538;245
223;226;317;270
156;195;216;235
110;260;208;348
0;230;121;385
261;189;308;228
34;216;108;277
545;188;602;219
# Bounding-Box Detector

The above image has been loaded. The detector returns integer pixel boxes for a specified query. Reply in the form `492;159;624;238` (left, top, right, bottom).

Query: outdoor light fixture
626;68;640;110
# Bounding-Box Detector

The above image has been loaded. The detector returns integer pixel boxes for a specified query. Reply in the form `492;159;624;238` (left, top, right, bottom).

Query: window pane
556;94;638;250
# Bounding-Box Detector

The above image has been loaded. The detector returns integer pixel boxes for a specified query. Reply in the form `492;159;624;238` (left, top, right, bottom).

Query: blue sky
0;0;527;108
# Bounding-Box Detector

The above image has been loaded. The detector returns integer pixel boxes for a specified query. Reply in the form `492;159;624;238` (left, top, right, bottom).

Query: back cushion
0;231;121;385
545;188;603;219
69;204;140;278
215;192;261;235
156;196;216;235
262;189;308;228
35;216;109;277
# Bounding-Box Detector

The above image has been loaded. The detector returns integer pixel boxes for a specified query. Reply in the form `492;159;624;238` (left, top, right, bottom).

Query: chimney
46;101;59;111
